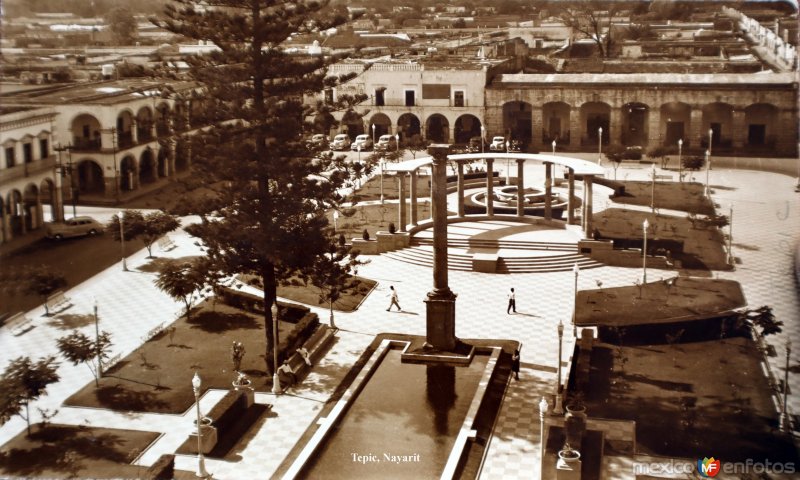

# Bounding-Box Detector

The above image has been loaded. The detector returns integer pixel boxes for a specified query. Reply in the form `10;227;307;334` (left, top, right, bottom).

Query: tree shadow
185;310;260;333
47;313;95;330
93;384;170;411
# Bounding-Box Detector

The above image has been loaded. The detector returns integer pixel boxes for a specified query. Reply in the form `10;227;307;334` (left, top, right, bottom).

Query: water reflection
426;364;456;436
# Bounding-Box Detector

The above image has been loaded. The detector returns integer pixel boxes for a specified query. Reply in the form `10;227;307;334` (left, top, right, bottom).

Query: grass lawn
609;181;715;215
575;277;745;327
0;424;159;479
585;337;798;462
593;208;728;270
65;300;298;414
326;202;437;240
281;277;376;312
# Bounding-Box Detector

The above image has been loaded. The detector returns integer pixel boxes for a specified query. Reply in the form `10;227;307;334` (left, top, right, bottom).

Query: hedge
143;454;175;480
208;390;248;437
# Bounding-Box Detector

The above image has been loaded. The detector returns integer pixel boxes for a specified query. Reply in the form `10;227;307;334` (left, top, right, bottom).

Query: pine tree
155;0;365;376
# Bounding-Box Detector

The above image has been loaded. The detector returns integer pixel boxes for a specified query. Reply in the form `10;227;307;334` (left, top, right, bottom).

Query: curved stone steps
411;237;578;252
382;247;604;273
382;247;475;271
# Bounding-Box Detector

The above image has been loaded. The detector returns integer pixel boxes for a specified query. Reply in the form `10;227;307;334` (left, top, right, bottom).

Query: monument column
457;162;465;218
567;168;575;225
410;170;419;226
398;173;407;232
425;144;457;351
486;158;494;216
544;162;553;220
584;176;594;238
516;159;525;217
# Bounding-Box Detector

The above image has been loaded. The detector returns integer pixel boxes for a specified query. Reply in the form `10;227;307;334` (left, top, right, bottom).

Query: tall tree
154;1;365;376
154;259;207;319
0;356;60;436
108;210;181;258
56;331;113;387
309;235;367;329
560;1;620;58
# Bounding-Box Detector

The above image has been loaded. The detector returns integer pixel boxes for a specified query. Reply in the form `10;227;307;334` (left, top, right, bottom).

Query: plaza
0;155;797;479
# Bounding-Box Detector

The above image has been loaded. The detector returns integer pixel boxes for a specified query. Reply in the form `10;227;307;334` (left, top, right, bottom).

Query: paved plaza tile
0;164;796;479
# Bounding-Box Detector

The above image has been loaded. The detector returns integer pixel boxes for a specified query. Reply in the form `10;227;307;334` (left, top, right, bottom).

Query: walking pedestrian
507;287;516;314
511;349;520;380
387;285;402;312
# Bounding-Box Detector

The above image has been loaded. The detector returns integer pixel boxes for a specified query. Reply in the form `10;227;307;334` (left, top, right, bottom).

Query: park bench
45;290;72;315
281;325;335;387
158;235;177;252
5;312;35;336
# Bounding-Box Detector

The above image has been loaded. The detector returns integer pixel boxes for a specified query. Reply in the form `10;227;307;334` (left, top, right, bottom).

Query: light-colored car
330;134;351;151
351;134;373;151
46;216;105;240
375;134;397;152
489;136;507;151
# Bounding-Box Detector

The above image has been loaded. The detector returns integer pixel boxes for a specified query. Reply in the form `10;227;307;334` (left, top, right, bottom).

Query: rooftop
0;79;198;106
492;72;797;87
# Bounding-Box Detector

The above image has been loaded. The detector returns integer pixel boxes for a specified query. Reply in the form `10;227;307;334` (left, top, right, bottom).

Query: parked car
374;134;397;152
310;134;328;148
46;216;105;240
624;145;643;160
468;136;487;153
508;140;523;153
330;133;351;151
489;136;507;152
351;134;373;151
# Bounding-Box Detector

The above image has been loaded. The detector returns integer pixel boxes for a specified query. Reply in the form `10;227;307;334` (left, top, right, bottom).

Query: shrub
207;390;248;435
683;155;705;171
144;454;175;480
388;222;396;234
362;229;370;241
280;313;320;355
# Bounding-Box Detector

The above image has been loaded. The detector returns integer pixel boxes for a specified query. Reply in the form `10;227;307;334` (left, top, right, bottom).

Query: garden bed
0;424;159;478
237;274;377;313
65;299;313;414
325;203;434;241
608;180;715;215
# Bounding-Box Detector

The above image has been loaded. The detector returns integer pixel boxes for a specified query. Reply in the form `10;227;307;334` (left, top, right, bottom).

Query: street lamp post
551;139;556;155
480;126;485;154
332;210;339;232
271;302;281;394
94;299;102;377
708;128;713;158
572;263;579;337
118;211;128;272
380;161;385;204
191;373;209;478
677;139;683;183
704;149;711;197
728;205;734;266
371;124;376;148
781;339;792;432
395;133;400;153
598;127;603;165
554;320;564;415
505;141;510;185
650;163;656;214
539;396;549;480
642;218;649;285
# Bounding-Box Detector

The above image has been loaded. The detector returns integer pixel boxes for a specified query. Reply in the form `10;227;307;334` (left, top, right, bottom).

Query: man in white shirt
507;287;516;314
387;285;402;312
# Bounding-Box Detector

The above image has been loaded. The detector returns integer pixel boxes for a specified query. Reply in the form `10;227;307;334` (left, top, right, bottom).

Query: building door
548;117;562;140
665;121;684;145
405;90;415;107
710;123;722;147
748;124;766;145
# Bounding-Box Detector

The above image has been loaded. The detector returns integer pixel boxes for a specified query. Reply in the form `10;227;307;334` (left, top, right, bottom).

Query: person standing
511;349;520;380
507;287;516;314
387;285;402;312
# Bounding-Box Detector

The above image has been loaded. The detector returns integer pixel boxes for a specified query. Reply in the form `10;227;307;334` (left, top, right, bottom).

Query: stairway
382;238;605;273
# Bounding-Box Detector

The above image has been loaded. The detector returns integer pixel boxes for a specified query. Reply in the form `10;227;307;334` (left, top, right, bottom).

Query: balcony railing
0;155;57;183
72;137;101;151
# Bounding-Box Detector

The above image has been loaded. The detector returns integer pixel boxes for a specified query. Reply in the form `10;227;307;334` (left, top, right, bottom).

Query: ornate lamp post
505;141;510;185
371;124;376;148
395;133;400;153
728;205;734;266
781;339;792;432
551;139;556;155
704;149;711;197
677;138;683;183
192;372;209;478
271;302;281;394
554;319;564;415
642;218;649;284
597;127;603;165
572;263;579;337
480;125;485;154
539;396;549;480
118;211;128;272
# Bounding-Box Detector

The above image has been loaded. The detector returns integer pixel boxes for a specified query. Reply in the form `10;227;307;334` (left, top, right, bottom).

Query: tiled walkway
0;164;796;480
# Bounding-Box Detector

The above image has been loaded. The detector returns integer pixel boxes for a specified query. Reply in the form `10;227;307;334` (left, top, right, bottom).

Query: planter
558;448;581;462
193;416;212;429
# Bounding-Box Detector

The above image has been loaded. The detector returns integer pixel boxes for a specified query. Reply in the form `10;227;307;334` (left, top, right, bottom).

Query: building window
454;91;465;107
23;143;33;164
375;88;385;106
405;90;415;107
5;147;15;168
40;138;49;159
